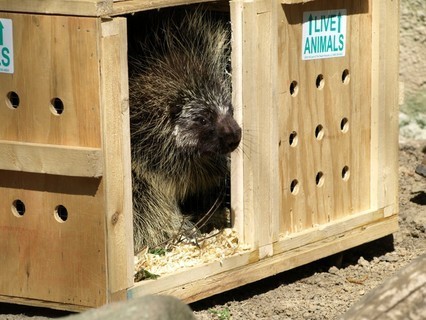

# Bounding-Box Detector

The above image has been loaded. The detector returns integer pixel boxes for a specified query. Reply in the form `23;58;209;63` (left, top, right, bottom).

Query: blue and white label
0;18;14;73
302;10;347;60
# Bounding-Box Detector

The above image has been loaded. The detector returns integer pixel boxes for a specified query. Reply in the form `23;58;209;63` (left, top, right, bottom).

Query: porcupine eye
195;116;208;126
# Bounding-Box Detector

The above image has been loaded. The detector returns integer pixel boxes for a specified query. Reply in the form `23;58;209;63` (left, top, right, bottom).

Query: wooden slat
111;0;221;16
0;140;103;177
229;0;245;246
0;0;112;16
0;0;225;16
99;18;134;301
0;295;89;312
370;0;400;213
282;0;317;4
230;0;280;250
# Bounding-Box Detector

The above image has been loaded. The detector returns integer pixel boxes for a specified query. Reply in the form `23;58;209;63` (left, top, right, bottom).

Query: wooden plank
230;0;280;250
229;0;245;245
370;0;400;213
0;0;112;16
99;18;134;301
111;0;221;16
0;295;89;312
0;140;103;177
0;0;226;16
282;0;317;4
128;214;398;303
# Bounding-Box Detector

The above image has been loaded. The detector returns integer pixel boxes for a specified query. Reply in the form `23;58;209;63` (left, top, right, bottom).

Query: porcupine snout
217;114;241;154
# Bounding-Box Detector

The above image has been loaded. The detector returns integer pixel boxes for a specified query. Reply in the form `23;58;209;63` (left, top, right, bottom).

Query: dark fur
129;9;241;252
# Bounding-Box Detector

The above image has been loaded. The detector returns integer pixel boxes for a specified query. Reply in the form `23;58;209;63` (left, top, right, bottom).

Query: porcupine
129;9;241;253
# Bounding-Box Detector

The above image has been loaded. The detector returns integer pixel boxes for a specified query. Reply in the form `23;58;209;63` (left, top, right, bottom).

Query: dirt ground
1;0;425;319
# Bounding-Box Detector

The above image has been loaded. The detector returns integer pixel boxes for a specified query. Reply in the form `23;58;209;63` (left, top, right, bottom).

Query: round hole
289;81;299;97
12;199;26;217
340;117;349;133
54;205;68;222
315;124;324;140
290;179;299;195
316;171;325;187
316;74;325;89
6;91;20;109
289;131;298;147
50;97;64;115
342;69;350;84
342;166;350;181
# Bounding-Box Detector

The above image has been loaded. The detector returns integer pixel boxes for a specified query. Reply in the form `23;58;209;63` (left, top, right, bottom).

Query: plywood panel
0;13;102;148
278;0;372;234
0;170;107;307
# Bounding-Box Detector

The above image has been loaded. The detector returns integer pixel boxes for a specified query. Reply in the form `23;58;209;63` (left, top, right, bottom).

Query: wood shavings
134;228;250;280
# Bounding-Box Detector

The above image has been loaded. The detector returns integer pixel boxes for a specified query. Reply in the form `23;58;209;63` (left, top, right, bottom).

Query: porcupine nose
218;115;242;154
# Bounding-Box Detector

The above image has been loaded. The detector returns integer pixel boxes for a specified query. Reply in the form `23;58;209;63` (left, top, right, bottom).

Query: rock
63;295;196;320
379;253;398;263
328;266;339;274
358;257;370;268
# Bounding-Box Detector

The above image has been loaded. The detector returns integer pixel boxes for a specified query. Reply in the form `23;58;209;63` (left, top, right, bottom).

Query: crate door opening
278;1;372;235
127;5;244;277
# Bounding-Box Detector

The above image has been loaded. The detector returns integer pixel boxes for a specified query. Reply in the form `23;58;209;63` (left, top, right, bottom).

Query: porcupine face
171;89;241;157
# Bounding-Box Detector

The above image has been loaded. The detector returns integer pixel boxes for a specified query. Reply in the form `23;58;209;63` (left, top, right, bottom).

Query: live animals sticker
0;18;14;73
302;10;347;60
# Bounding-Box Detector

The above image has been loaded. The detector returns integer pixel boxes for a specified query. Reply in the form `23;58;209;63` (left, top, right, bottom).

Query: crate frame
0;0;399;311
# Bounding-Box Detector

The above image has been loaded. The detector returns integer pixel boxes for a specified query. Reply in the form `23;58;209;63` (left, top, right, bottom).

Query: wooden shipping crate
0;0;399;312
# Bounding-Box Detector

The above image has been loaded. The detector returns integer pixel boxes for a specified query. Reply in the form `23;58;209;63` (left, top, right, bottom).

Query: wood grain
99;17;134;301
0;14;107;309
0;140;103;177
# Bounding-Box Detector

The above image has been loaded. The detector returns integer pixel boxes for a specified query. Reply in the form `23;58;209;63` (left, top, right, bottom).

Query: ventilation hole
342;69;350;84
316;171;325;187
50;97;64;115
315;124;324;140
54;205;68;222
342;166;350;181
6;91;20;109
289;81;299;97
340;117;349;133
12;199;26;217
289;131;298;147
316;74;325;89
290;179;299;195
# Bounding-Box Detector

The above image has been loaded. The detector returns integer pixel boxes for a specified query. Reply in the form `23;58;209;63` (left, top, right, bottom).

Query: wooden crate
0;0;399;312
